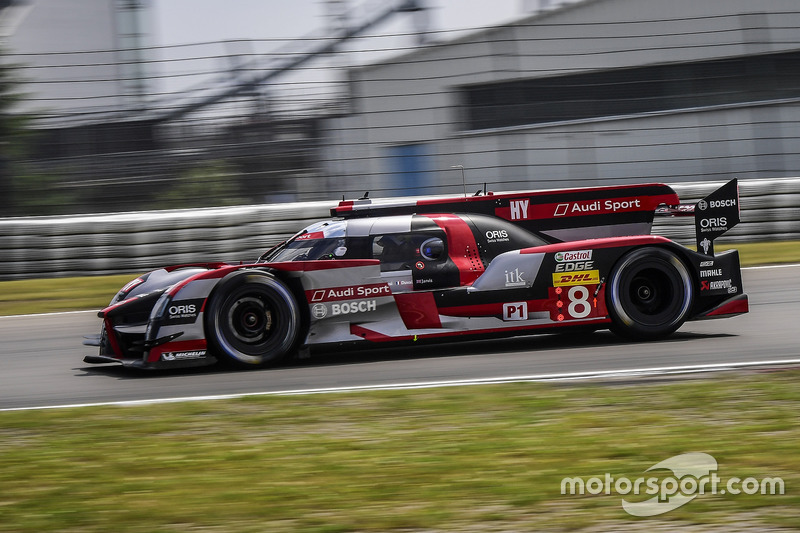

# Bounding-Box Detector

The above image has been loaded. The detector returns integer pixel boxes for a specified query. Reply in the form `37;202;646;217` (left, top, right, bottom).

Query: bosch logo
709;199;736;208
332;300;377;316
698;200;708;211
312;303;327;319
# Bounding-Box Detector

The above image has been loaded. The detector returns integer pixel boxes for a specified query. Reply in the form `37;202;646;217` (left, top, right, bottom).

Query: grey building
2;0;151;125
320;0;800;198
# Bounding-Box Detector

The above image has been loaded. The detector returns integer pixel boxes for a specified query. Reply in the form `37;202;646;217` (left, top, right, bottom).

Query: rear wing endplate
694;178;740;255
655;179;740;256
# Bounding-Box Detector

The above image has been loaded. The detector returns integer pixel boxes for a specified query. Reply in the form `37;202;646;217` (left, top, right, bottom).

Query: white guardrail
1;178;798;280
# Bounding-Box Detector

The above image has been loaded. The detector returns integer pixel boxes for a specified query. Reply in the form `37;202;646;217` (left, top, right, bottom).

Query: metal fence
1;177;798;281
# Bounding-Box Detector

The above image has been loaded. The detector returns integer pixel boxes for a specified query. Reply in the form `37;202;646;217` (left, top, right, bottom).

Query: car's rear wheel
205;271;300;368
606;247;693;340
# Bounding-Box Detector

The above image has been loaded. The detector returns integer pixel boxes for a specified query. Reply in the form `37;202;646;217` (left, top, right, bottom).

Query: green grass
719;239;800;267
0;273;140;316
1;240;798;317
0;373;799;532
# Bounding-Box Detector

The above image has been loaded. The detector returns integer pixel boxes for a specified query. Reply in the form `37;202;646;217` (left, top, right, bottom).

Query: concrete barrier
1;178;798;280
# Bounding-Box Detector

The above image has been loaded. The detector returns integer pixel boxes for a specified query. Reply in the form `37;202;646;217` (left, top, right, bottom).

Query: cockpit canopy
260;214;547;289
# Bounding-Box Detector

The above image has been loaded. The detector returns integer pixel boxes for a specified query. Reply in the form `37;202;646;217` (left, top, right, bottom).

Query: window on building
460;50;800;131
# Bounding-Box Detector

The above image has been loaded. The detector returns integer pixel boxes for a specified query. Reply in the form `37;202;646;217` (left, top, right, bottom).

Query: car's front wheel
205;271;300;368
606;247;694;340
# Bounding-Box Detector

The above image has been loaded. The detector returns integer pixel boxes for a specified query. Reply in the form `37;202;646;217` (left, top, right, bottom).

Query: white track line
0;309;96;320
3;358;800;412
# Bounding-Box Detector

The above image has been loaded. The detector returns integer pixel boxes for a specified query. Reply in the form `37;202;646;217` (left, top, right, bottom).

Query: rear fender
687;248;745;317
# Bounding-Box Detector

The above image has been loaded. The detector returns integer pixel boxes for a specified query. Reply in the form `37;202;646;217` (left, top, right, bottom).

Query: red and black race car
84;179;747;369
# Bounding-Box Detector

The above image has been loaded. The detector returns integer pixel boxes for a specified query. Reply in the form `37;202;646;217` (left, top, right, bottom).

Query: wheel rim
227;296;274;344
627;268;676;320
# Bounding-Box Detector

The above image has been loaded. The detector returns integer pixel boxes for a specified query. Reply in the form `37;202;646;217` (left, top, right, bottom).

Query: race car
84;179;747;369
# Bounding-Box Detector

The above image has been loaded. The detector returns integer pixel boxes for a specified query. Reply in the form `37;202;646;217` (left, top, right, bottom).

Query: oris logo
700;217;727;229
169;304;196;316
485;229;510;243
163;299;204;324
486;230;509;240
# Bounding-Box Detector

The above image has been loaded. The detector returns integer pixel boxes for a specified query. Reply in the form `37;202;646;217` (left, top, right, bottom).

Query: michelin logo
161;350;206;361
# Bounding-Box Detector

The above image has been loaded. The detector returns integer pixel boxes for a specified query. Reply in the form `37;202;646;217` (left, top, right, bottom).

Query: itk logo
509;199;530;220
504;267;526;287
561;452;784;517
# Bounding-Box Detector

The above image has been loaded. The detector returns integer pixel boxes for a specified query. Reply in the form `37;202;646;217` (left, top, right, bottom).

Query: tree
0;47;34;215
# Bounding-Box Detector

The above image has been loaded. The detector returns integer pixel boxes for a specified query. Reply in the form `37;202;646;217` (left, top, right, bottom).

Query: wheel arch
204;267;311;345
202;267;307;366
604;242;697;339
606;242;699;307
265;268;312;352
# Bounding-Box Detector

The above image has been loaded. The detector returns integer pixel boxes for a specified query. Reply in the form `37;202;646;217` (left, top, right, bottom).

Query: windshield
265;237;348;262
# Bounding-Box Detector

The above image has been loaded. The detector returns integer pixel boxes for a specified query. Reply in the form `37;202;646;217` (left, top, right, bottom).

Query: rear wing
334;183;680;243
654;179;740;255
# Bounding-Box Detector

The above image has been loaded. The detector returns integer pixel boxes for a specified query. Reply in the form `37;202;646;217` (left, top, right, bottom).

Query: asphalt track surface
1;265;798;410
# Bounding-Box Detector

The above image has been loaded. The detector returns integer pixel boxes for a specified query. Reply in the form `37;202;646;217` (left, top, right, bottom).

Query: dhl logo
552;270;600;287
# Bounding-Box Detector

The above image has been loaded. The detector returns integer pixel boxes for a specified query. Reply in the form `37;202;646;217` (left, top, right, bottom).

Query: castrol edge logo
555;250;592;262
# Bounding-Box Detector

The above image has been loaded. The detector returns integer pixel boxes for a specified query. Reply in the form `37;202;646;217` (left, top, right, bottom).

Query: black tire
606;247;693;340
205;271;300;368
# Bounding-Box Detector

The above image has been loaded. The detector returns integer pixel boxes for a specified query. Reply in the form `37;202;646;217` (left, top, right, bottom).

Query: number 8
567;286;592;319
